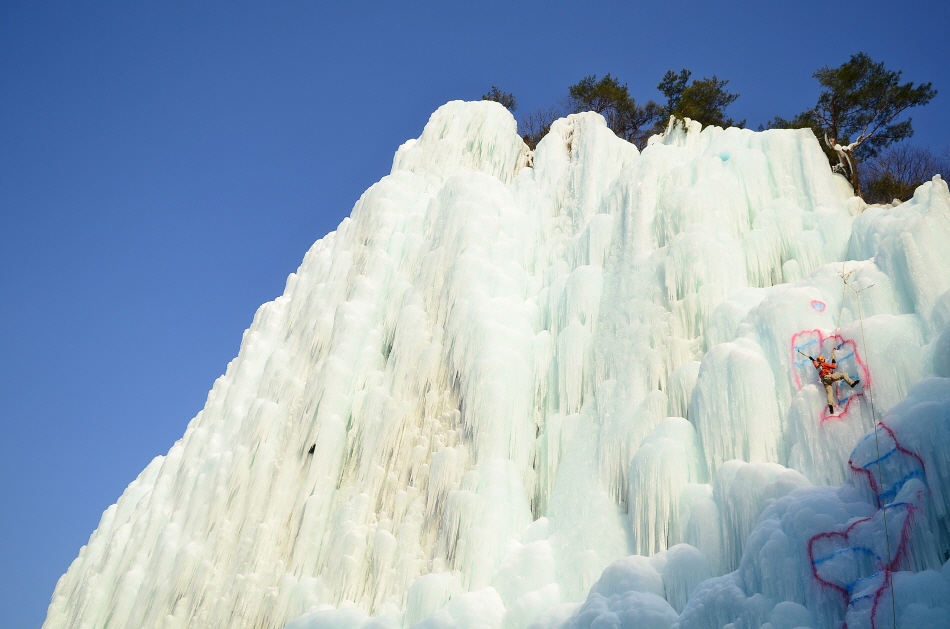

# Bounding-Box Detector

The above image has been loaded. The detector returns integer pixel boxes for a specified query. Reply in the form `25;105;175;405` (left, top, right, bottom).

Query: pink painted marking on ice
867;502;919;629
849;423;927;507
810;424;925;629
808;505;918;629
811;299;827;311
822;395;862;424
789;329;870;422
850;459;880;504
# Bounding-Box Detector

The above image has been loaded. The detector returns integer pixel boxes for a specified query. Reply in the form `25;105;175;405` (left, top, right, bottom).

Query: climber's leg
824;382;835;413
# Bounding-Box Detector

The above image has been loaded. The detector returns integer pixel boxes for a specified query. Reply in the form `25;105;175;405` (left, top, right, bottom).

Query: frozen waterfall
43;101;950;629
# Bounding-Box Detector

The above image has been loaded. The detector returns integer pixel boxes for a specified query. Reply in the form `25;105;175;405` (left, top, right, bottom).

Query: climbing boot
828;404;834;414
850;380;860;387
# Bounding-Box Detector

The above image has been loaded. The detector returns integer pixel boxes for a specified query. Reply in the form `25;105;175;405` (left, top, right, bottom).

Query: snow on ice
42;101;950;629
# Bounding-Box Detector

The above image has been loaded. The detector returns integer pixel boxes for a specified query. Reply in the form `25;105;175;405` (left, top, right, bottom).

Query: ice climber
808;351;860;413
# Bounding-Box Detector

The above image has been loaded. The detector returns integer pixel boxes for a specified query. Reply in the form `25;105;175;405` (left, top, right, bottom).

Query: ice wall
43;101;950;629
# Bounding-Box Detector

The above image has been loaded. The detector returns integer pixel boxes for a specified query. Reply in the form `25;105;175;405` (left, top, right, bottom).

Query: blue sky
1;2;947;627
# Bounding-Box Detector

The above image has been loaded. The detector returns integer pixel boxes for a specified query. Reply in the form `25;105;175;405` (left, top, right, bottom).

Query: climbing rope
836;231;897;629
854;284;898;629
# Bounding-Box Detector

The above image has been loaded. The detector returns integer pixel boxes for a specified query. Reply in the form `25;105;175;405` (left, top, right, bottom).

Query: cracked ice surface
43;101;950;629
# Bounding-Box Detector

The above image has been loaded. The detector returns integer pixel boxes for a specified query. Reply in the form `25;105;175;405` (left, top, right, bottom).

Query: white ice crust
42;101;950;629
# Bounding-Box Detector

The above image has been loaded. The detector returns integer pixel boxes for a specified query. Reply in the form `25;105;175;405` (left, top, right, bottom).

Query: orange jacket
812;357;836;380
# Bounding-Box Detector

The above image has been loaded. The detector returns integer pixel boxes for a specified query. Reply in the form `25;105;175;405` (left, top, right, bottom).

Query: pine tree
768;53;936;197
482;86;517;113
657;69;743;130
567;74;661;147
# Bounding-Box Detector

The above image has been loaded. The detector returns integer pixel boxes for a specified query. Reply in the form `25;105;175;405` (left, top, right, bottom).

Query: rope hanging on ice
836;231;897;629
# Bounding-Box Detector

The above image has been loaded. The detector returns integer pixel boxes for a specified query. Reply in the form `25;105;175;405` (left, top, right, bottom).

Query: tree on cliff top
657;69;743;130
568;74;662;147
482;86;517;113
768;52;936;197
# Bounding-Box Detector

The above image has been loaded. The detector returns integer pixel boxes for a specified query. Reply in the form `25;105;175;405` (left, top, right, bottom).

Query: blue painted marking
853;445;898;468
846;573;885;602
877;470;926;501
881;501;913;511
813;545;879;565
849;590;878;605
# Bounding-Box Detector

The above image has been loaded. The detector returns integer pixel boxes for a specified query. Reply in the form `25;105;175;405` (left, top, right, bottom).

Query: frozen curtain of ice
43;101;950;629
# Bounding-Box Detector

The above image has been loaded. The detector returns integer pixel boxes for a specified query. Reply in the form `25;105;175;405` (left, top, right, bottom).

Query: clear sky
1;2;947;627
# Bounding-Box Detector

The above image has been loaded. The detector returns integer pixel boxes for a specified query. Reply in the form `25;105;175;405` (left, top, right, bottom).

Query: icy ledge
42;101;950;629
